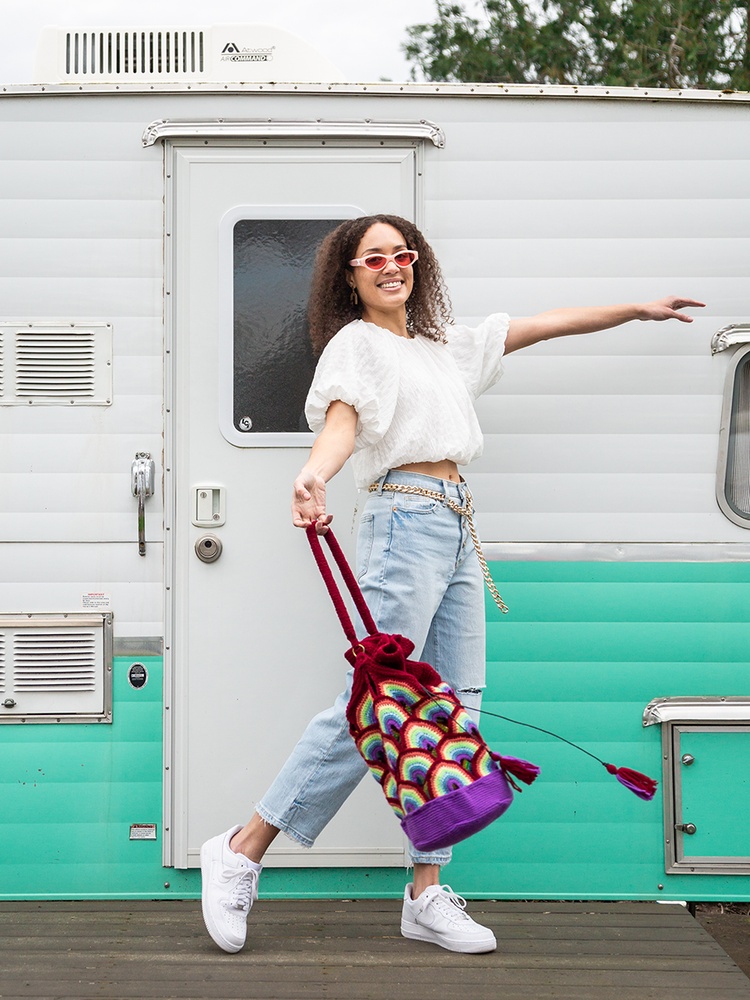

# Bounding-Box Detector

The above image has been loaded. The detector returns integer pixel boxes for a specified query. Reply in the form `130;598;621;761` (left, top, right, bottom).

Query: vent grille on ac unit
0;324;112;406
14;631;97;692
66;29;205;77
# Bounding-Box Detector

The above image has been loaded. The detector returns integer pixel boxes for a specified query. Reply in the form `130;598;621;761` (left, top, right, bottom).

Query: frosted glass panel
232;218;337;434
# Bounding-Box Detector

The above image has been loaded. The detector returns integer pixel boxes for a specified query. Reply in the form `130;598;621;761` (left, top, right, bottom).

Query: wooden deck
1;899;749;1000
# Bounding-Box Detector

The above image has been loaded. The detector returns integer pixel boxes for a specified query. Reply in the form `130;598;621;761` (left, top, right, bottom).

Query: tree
404;0;750;90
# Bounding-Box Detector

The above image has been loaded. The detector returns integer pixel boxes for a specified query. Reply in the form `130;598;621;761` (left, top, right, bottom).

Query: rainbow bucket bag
306;524;540;852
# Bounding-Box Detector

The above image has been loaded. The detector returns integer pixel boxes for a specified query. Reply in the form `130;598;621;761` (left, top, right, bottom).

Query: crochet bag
306;524;540;852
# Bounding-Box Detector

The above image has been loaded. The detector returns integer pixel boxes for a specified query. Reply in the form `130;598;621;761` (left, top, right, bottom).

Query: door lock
676;823;697;835
195;534;223;563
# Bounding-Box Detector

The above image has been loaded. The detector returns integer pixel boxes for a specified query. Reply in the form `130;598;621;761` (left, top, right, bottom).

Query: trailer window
230;217;337;437
717;345;750;528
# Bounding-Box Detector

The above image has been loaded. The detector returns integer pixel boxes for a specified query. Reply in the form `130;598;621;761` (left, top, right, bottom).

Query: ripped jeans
256;471;486;866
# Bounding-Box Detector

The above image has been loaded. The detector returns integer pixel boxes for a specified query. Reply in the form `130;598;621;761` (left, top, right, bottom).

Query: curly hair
307;215;453;354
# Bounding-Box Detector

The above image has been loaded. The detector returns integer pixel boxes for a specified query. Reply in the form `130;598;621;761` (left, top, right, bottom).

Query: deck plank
0;900;747;1000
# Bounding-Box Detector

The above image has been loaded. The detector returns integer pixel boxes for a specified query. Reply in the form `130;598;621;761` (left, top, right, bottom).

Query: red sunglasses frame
348;250;419;271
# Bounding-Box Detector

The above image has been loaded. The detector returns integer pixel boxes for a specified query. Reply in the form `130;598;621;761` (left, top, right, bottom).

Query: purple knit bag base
400;768;514;853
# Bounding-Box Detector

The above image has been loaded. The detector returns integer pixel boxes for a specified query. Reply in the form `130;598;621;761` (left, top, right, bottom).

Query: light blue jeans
256;471;486;865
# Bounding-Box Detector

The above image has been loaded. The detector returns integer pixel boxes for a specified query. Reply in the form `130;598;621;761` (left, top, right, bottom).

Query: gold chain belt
367;481;508;614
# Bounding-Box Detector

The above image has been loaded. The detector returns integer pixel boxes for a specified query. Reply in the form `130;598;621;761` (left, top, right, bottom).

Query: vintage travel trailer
1;24;748;902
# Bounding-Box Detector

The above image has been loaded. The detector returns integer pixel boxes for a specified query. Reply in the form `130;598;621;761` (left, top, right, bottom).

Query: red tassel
604;763;658;801
493;753;541;790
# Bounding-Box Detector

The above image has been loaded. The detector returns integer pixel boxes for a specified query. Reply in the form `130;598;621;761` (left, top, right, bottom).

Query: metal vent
17;329;95;398
14;631;97;692
0;324;112;406
66;30;205;77
0;614;113;724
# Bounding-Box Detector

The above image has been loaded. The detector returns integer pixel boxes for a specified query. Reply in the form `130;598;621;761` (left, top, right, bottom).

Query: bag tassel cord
410;680;656;801
477;707;658;801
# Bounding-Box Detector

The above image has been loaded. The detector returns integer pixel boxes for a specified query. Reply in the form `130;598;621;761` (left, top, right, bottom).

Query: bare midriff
393;460;461;483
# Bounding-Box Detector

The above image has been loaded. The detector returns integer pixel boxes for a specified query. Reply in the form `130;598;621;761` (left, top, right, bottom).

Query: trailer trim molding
4;81;750;104
142;118;446;148
643;696;750;727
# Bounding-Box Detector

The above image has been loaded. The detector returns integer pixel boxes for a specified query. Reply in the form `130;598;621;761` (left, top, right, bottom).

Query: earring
349;287;359;306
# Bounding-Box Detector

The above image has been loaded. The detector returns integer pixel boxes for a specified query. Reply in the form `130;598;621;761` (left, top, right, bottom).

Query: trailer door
166;142;420;868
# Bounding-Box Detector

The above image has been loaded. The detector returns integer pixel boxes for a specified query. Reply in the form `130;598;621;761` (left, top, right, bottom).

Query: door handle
131;453;155;556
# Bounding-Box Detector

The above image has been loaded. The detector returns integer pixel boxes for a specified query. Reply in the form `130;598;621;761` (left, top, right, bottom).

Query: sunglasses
348;249;419;271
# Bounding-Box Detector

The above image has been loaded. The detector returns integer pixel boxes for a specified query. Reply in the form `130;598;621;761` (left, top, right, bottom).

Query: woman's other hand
638;296;706;323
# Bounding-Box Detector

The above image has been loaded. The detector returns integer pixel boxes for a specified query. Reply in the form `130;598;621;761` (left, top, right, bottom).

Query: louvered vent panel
0;324;112;406
66;30;205;77
0;614;112;723
14;631;97;692
17;330;95;397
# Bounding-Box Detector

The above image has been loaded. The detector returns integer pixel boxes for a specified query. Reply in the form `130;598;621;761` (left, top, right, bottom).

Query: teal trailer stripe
2;560;749;900
448;561;750;900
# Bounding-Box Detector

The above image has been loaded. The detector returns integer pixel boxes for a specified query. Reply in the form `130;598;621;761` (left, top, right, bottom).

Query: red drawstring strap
305;524;378;648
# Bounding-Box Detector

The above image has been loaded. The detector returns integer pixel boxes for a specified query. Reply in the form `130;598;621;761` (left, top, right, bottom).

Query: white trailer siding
0;86;748;639
0;97;164;636
0;83;748;900
418;98;748;544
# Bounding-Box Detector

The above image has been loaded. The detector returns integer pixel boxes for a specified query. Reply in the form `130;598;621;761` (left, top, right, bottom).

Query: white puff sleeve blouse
305;314;509;488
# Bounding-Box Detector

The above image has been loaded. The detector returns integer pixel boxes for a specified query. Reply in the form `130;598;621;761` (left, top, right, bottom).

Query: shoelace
230;868;258;911
427;885;470;922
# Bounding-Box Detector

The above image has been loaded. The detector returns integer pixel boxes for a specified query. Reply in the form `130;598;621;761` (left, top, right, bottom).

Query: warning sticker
129;824;157;841
82;592;111;610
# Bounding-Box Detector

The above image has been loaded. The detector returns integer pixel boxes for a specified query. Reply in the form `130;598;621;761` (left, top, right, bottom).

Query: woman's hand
290;400;358;533
638;296;706;322
292;471;332;533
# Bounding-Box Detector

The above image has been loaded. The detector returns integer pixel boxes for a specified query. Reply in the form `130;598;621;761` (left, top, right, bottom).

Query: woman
201;214;704;955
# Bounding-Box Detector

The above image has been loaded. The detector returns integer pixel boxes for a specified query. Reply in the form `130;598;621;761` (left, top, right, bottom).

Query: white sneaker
401;883;497;954
200;825;262;953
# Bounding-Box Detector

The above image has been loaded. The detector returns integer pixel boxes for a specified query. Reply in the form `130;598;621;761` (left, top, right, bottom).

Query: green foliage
404;0;750;89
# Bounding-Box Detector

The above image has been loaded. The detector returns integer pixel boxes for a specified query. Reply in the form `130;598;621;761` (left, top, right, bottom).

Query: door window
219;210;360;446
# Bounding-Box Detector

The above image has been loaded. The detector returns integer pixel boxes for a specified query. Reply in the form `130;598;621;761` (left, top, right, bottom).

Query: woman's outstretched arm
292;399;358;532
504;296;706;355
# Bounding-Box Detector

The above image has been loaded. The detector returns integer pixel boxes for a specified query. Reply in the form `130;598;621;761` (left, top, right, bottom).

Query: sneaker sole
401;918;497;954
200;842;244;954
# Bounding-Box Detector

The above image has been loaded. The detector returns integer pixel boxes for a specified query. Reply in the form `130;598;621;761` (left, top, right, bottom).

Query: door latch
676;823;697;835
131;452;155;556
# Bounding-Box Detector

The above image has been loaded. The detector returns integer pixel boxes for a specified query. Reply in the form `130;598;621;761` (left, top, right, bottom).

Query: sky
0;0;440;84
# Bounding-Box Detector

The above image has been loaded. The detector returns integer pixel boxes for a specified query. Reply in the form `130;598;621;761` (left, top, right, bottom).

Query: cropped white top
305;314;509;489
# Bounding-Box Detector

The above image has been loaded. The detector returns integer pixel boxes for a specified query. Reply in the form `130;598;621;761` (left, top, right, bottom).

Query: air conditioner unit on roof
35;23;347;85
